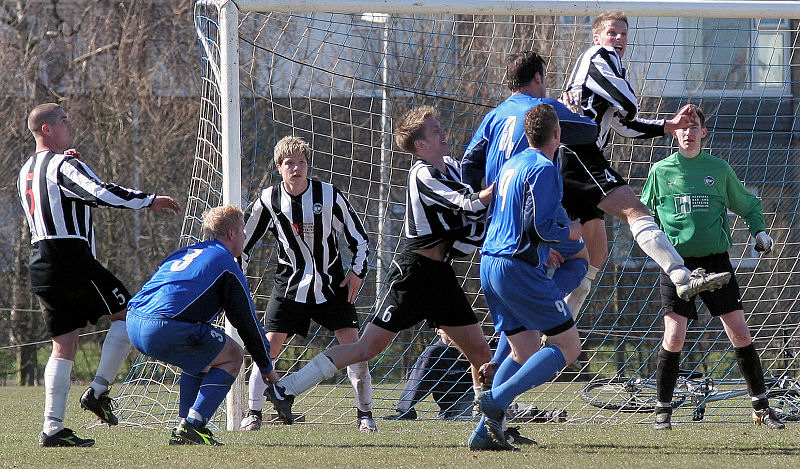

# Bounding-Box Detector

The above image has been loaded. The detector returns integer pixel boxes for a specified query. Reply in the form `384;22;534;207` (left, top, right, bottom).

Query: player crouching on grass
640;104;784;431
127;205;279;445
262;105;494;429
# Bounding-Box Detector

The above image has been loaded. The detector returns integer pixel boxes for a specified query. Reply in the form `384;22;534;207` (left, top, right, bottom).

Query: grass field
1;386;798;468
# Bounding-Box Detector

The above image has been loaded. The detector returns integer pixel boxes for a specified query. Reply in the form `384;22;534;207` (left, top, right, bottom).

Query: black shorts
370;252;478;333
36;274;131;338
559;144;628;223
659;252;742;320
265;295;359;337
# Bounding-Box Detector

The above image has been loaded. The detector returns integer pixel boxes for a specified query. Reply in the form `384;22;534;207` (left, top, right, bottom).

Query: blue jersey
482;148;571;266
128;240;272;373
461;94;597;191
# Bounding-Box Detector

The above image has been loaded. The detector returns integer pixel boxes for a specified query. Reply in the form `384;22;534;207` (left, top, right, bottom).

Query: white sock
248;363;268;411
43;357;73;436
629;216;690;286
474;386;482;398
281;353;339;397
91;320;131;395
346;361;373;412
564;264;599;320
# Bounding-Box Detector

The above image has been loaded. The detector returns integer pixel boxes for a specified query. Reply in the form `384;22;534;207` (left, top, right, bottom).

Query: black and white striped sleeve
415;165;487;217
241;189;275;272
58;157;154;209
331;187;369;278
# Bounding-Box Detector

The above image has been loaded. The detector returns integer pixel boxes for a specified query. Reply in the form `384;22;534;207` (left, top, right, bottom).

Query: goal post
116;0;800;430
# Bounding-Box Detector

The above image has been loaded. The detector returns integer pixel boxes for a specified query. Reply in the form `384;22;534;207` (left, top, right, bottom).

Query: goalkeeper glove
754;231;773;254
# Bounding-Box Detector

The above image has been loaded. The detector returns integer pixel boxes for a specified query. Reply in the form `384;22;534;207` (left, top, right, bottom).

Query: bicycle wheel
581;378;658;412
767;389;800;422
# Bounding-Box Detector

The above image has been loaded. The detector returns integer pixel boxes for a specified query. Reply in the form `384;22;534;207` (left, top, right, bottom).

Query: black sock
735;343;767;407
656;346;681;404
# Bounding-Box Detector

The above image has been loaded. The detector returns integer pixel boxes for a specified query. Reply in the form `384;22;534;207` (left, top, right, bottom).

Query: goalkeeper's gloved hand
754;230;773;254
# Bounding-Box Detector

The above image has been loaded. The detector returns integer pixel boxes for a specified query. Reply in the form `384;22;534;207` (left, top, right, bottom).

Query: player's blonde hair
592;10;628;34
394;105;438;154
202;205;243;241
273;136;310;167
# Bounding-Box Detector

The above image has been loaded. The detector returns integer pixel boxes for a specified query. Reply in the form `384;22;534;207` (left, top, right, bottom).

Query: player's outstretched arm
663;104;696;133
149;195;181;216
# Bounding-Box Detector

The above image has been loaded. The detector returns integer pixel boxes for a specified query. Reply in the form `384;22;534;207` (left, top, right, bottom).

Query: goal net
116;0;800;429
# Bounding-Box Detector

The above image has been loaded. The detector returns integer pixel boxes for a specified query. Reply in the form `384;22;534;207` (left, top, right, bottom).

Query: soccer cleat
264;384;295;425
751;407;785;430
504;426;537;445
239;410;262;431
653;405;673;430
80;387;118;426
357;410;378;433
382;408;417;420
477;391;506;445
478;361;498;392
168;428;189;446
39;428;95;447
675;268;731;301
173;419;224;446
468;432;519;452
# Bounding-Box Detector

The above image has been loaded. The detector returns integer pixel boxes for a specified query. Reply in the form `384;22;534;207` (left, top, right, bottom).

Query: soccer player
127;205;278;446
462;51;596;392
262;106;493;427
462;51;597;316
237;136;376;432
17;103;180;447
640;104;784;431
560;10;731;304
470;104;581;451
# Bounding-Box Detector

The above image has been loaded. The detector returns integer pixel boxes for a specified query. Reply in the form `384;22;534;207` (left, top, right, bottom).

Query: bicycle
581;370;800;422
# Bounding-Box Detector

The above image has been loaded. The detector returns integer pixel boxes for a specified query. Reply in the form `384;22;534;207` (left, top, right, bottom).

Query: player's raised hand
150;195;181;216
64;148;82;159
560;90;582;115
340;271;364;303
664;104;697;133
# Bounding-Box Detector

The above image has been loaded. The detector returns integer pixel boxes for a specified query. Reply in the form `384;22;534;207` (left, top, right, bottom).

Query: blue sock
552;258;588;297
179;371;205;419
492;355;522;391
491;332;511;364
474;355;523;438
187;367;235;426
492;346;566;409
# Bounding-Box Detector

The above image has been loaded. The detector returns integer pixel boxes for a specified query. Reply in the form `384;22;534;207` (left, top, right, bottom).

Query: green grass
1;386;798;468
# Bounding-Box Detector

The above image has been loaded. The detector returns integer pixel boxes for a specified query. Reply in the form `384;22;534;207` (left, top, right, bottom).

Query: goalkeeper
640;104;784;431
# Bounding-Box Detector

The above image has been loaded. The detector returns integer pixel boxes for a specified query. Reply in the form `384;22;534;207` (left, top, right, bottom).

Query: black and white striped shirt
242;179;369;304
404;156;487;258
17;150;154;253
565;45;664;151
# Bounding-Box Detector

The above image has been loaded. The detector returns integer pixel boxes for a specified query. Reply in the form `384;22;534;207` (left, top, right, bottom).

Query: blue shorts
551;237;585;259
127;309;226;374
480;255;574;336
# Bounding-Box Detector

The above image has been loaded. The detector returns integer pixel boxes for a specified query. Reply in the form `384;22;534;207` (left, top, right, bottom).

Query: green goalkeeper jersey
640;150;765;258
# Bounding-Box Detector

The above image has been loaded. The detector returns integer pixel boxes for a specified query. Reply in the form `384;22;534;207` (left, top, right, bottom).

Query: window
685;18;789;94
